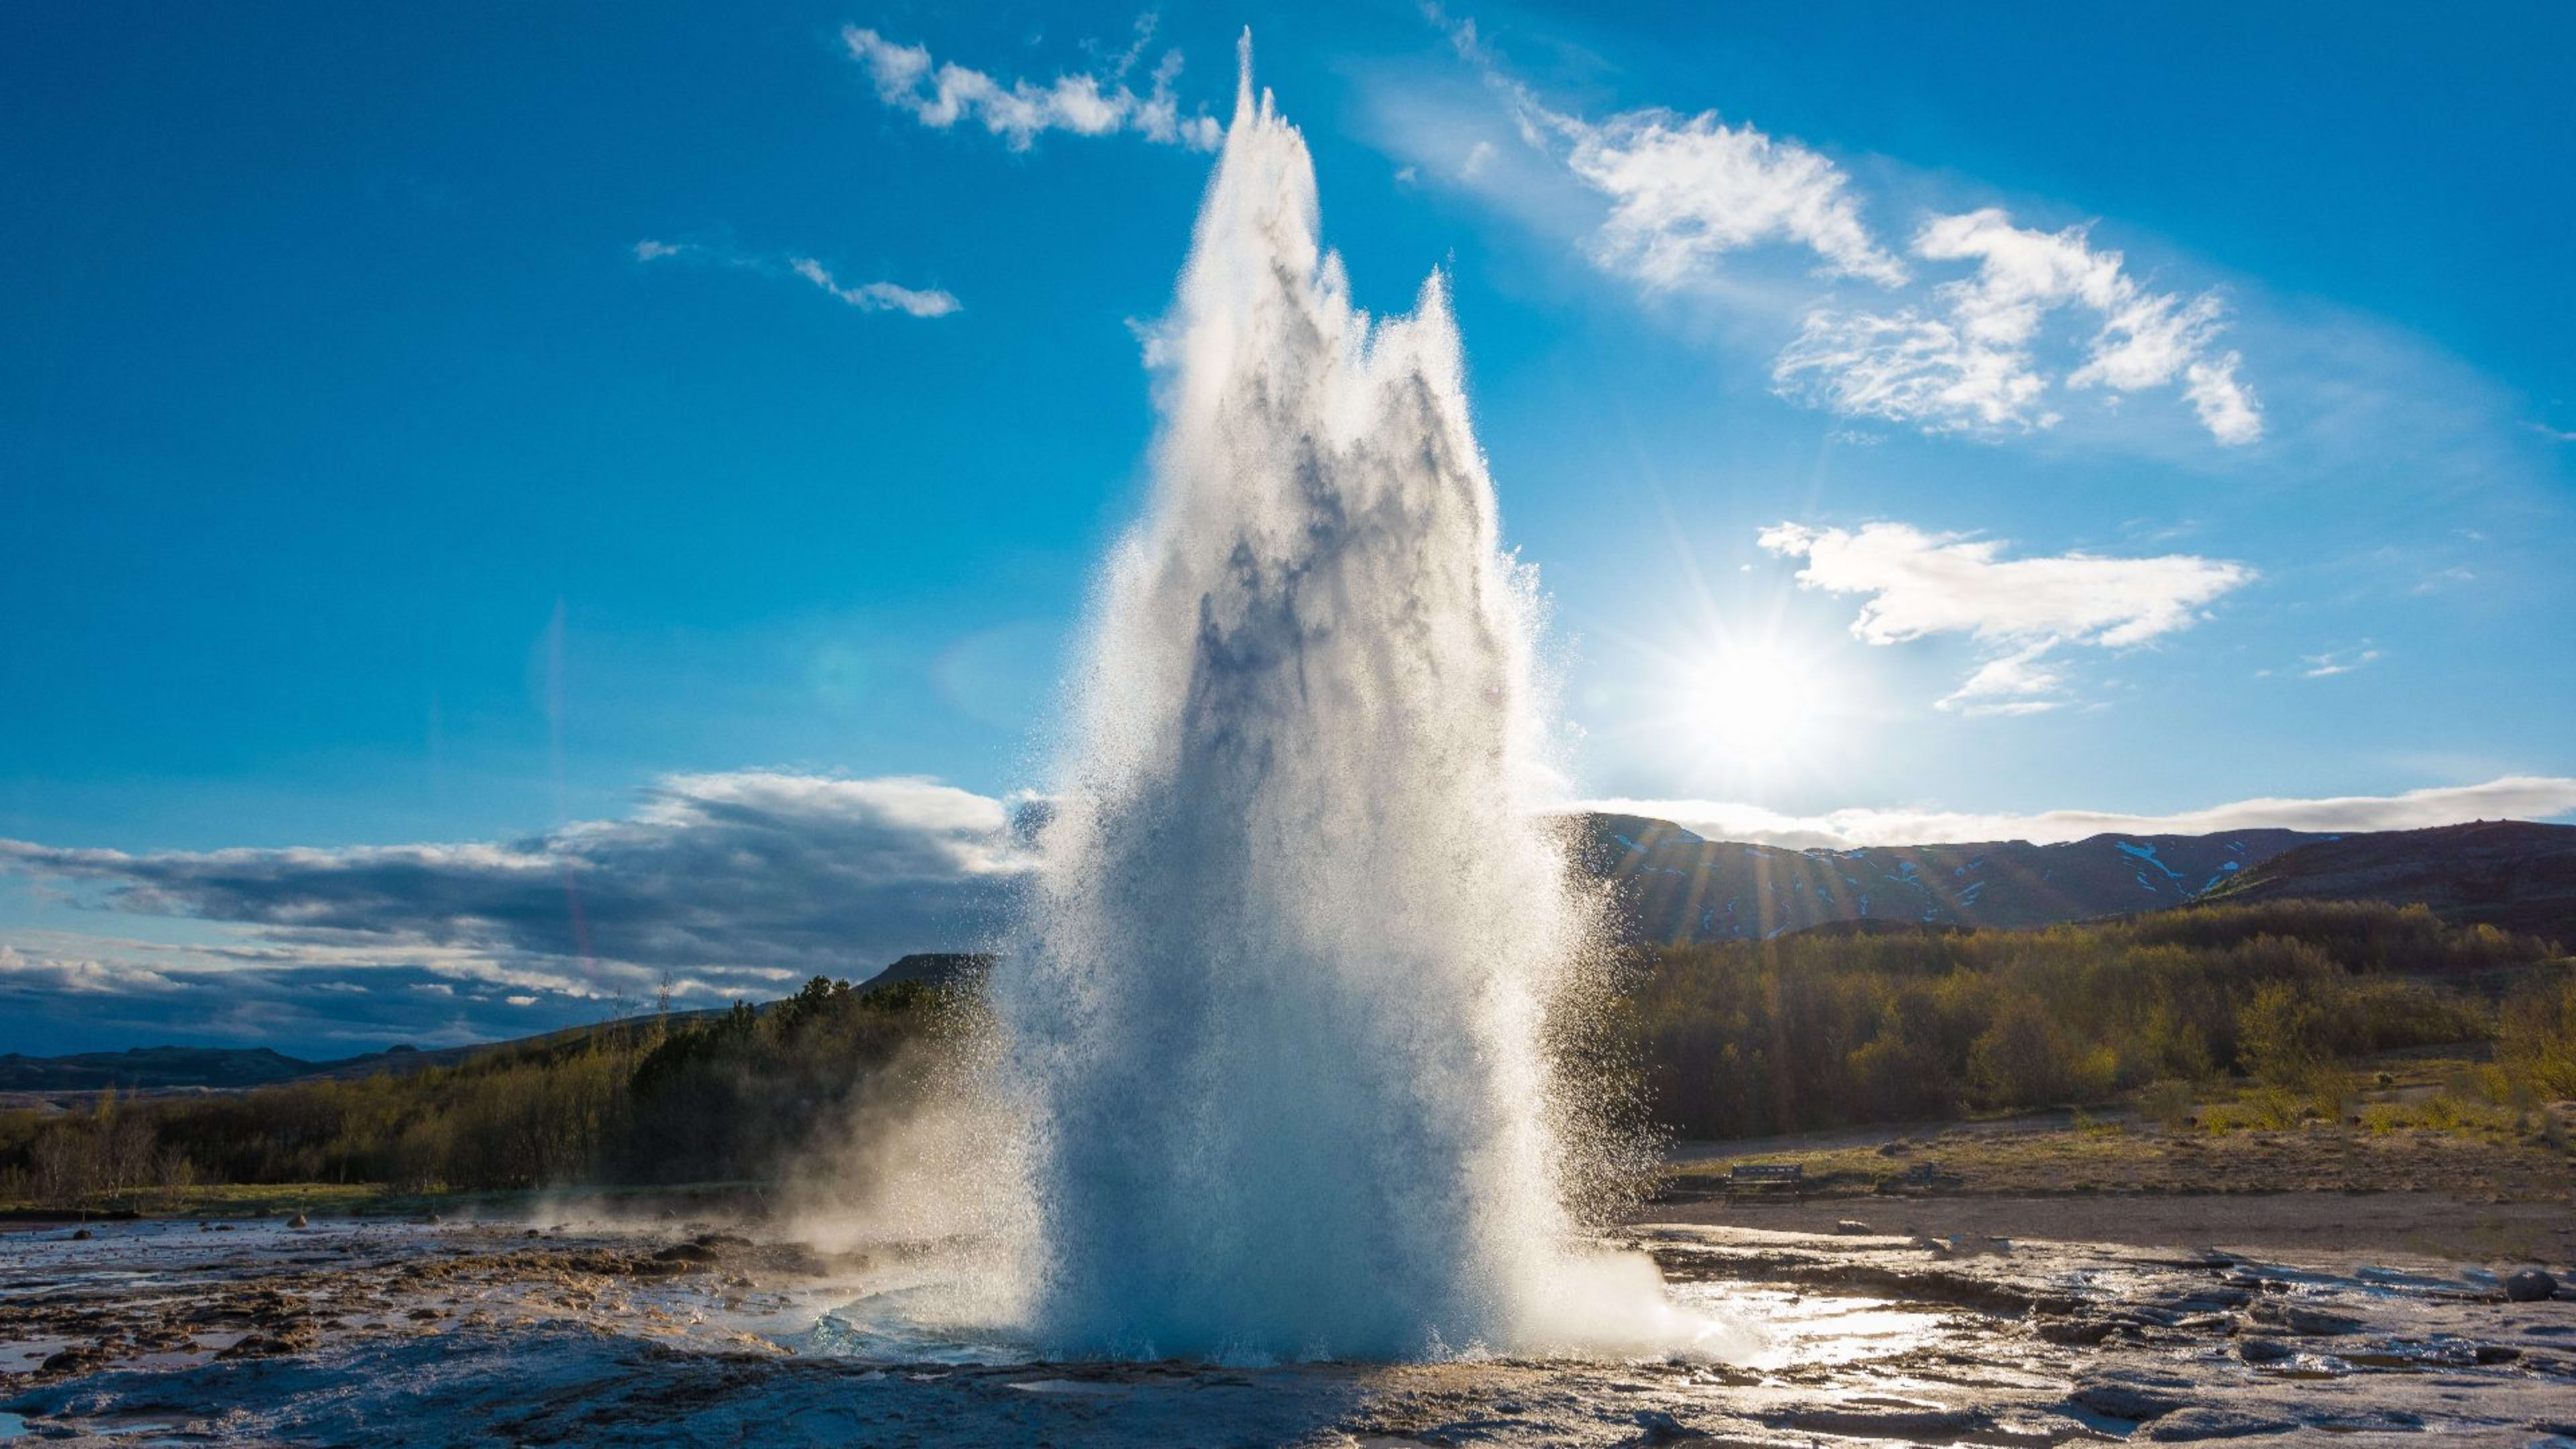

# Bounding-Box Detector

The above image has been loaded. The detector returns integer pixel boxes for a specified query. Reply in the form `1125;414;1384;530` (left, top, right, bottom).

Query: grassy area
1;1181;392;1222
1664;1051;2576;1203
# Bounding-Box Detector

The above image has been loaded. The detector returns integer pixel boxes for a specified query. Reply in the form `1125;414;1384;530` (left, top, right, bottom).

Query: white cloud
0;944;180;996
1937;641;2069;717
1776;209;2261;444
2526;421;2576;443
2184;354;2262;444
1760;520;2254;711
1556;108;1909;288
0;772;1030;999
789;257;961;318
0;930;610;1052
843;24;1221;152
2302;645;2383;678
1774;309;2049;435
1760;521;2254;647
632;238;689;262
1405;19;2264;449
0;771;1032;1046
1424;7;1903;289
1581;774;2576;849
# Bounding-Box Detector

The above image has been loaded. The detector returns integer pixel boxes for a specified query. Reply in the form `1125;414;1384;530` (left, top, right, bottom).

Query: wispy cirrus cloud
1758;520;2254;714
788;257;961;317
1582;773;2576;850
842;17;1221;152
2302;645;2383;678
1936;642;2070;717
1438;12;1904;290
1775;209;2259;443
633;239;959;319
1397;13;2263;449
1555;107;1907;289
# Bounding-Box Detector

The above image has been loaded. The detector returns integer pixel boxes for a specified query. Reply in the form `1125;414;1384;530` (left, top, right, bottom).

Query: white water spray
991;44;1704;1362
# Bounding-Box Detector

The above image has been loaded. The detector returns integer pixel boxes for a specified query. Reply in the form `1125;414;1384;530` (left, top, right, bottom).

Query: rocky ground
3;1208;2572;1446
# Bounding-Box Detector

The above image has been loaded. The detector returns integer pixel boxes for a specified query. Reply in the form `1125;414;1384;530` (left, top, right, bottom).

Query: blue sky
4;2;2572;1054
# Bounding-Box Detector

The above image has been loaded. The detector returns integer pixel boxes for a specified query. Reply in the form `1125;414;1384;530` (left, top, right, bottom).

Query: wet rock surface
2;1216;2571;1445
2069;1379;2186;1421
2506;1267;2559;1302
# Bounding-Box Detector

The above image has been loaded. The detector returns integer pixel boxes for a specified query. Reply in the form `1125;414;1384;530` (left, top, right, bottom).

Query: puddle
1714;1290;1951;1370
808;1300;1037;1366
1006;1378;1130;1395
2239;1260;2485;1301
806;1273;1039;1366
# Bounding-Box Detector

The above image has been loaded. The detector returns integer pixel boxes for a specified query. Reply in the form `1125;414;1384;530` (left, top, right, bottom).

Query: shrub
2237;980;2328;1086
0;975;961;1203
1968;1000;2113;1108
2498;977;2576;1098
1631;900;2540;1139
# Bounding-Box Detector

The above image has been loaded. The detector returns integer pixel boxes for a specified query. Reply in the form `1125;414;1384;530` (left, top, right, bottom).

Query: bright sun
1682;644;1836;769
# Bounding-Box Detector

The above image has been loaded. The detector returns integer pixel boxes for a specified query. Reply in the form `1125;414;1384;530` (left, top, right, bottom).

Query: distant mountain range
0;1043;452;1093
2198;820;2576;938
6;820;2566;1093
0;1045;333;1093
1572;814;2576;947
1573;814;2318;943
0;1010;726;1097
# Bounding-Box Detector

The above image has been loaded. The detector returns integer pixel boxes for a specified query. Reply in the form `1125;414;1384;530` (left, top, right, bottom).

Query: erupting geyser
991;42;1695;1361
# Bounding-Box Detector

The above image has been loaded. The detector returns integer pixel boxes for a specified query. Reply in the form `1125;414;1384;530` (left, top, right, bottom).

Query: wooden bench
1726;1162;1806;1202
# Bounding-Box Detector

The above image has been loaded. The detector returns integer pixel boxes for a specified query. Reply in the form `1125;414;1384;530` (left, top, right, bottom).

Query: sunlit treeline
0;978;953;1206
1630;900;2569;1139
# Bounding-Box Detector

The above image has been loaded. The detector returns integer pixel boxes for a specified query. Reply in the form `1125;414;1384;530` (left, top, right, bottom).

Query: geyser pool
987;44;1707;1362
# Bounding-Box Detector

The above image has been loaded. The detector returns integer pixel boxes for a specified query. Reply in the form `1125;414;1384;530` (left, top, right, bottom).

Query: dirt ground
1648;1095;2576;1264
1635;1190;2576;1264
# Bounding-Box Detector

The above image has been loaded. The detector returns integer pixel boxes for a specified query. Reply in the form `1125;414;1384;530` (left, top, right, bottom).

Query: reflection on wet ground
3;1215;2571;1445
